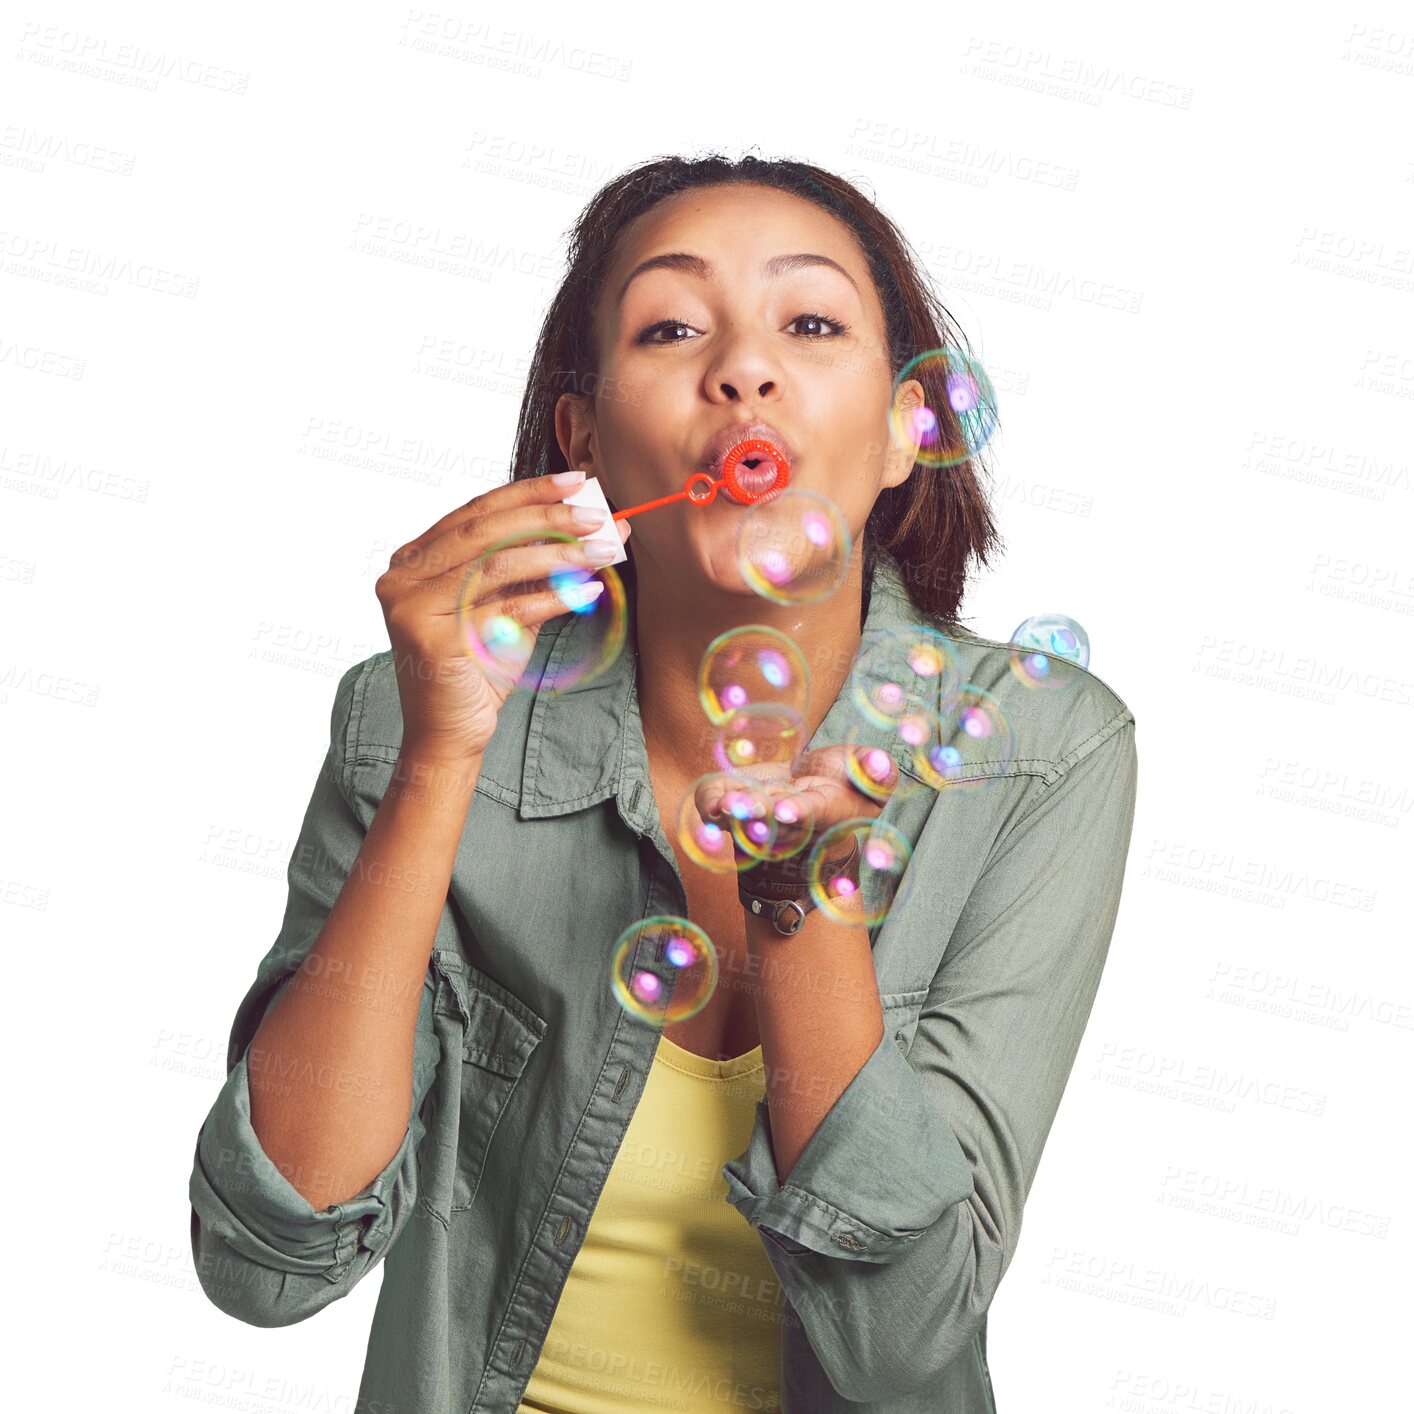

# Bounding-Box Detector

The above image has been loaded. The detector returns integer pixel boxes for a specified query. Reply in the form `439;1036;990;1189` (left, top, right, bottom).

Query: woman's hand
694;744;897;866
374;471;630;763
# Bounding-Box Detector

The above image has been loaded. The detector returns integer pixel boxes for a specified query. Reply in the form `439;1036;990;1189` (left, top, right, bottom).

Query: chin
693;536;758;596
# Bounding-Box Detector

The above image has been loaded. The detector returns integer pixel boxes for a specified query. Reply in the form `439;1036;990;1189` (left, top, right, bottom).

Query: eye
787;312;851;339
636;312;852;345
637;318;701;346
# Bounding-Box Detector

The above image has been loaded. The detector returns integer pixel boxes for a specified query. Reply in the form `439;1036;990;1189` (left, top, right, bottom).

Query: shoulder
868;551;1134;782
918;615;1136;786
329;652;399;770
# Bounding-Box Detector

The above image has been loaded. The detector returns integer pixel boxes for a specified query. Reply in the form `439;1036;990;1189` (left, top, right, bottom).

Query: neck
632;545;868;775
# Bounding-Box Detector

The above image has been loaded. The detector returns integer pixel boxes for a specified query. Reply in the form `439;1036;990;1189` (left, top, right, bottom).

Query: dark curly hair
508;150;1004;631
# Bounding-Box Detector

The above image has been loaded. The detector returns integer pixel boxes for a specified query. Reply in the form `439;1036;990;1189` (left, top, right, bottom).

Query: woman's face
557;183;922;599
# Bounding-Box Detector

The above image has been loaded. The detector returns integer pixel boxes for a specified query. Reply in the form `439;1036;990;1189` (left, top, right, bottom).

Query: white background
5;1;1410;1409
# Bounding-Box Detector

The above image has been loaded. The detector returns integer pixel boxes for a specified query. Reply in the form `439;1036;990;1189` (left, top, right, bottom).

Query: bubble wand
561;439;790;567
611;439;791;520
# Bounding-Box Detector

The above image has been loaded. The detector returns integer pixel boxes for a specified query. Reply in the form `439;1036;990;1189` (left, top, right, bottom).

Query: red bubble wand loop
609;439;791;522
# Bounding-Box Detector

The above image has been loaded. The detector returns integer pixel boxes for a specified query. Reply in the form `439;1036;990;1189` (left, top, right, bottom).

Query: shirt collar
517;550;927;823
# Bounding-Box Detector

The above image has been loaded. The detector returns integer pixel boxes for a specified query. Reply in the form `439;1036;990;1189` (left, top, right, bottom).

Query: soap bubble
698;625;811;723
676;769;809;872
707;772;785;862
457;529;627;694
888;348;998;468
711;703;806;775
910;686;1016;793
674;776;745;874
1008;613;1090;689
736;488;852;605
808;820;914;927
843;710;933;804
852;623;961;727
611;916;718;1027
758;787;817;863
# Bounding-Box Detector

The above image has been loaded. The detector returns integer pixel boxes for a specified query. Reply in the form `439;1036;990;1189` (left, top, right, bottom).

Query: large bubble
698;625;811;724
1008;613;1091;689
888;348;999;468
711;703;806;775
610;916;718;1027
736;487;852;605
456;529;627;694
852;623;962;727
910;686;1016;793
808;820;914;927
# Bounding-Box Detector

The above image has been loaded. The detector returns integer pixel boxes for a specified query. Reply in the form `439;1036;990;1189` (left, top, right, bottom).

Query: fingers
795;743;891;787
458;537;619;607
466;581;606;635
768;775;883;830
386;471;627;581
696;766;884;862
389;471;572;567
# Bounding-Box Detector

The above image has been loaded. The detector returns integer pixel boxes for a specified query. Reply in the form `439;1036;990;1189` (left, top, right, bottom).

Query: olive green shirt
188;549;1139;1412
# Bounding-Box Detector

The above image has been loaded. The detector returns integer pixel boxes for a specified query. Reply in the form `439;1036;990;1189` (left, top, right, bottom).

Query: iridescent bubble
1007;613;1091;689
678;770;810;873
674;775;743;874
888;348;999;468
843;709;934;804
711;703;805;776
709;766;818;865
611;916;718;1027
698;626;811;723
736;488;852;605
693;767;831;866
808;820;914;927
910;686;1016;793
852;623;961;727
712;773;781;862
457;529;627;694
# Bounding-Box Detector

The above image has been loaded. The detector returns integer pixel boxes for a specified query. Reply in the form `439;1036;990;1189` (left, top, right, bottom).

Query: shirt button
894;1031;908;1051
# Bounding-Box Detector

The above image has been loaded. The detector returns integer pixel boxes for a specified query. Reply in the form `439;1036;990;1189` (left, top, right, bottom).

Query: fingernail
865;749;895;782
551;469;587;486
570;506;609;529
581;539;619;564
560;580;604;609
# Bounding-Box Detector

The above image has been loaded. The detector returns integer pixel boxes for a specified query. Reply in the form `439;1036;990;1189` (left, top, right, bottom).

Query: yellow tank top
516;1035;785;1413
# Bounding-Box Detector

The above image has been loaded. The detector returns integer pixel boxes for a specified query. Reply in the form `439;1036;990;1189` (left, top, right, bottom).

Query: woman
189;154;1139;1414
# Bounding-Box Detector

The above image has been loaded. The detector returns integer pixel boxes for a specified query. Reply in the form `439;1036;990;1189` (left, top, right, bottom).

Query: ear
554;392;597;475
881;378;926;491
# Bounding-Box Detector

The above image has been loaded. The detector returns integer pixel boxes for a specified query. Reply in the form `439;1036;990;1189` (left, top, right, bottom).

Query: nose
716;375;776;401
706;326;781;402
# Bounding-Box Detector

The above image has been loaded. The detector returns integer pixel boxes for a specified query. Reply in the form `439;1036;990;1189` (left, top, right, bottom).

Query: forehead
615;183;859;268
595;183;875;332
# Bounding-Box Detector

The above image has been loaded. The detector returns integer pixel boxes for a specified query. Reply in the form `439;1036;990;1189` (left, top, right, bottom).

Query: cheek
816;449;884;530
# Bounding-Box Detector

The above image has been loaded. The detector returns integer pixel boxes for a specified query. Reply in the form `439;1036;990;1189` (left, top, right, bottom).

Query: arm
722;713;1139;1401
742;899;884;1183
188;659;479;1327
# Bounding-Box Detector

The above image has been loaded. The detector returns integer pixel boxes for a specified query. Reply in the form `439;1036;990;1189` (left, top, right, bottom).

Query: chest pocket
428;948;546;1214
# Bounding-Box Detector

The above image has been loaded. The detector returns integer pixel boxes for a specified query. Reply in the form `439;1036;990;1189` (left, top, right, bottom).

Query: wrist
737;835;861;937
392;746;483;798
737;833;859;894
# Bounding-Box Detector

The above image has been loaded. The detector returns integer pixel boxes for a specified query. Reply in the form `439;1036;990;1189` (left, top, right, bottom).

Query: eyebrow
615;251;861;305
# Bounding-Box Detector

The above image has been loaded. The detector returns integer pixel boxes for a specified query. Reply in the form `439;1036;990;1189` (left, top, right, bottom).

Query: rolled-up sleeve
188;660;443;1328
722;1026;973;1261
721;711;1139;1402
